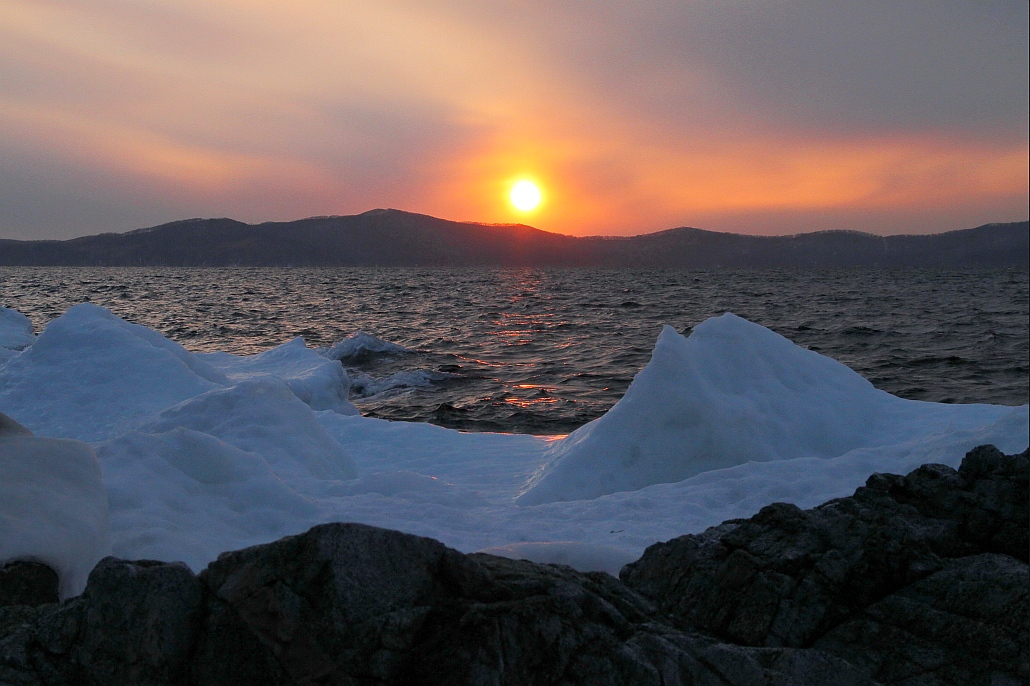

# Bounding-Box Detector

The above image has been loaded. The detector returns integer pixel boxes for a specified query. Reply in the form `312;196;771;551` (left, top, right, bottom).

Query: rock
0;558;207;686
193;522;873;685
0;562;59;608
0;444;1024;685
0;523;874;685
621;445;1029;685
814;553;1028;685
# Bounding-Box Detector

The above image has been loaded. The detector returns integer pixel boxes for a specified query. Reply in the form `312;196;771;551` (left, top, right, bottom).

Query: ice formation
0;413;109;598
349;369;459;398
0;304;226;442
516;315;1020;504
0;304;1026;597
322;331;412;364
200;338;358;413
0;306;35;352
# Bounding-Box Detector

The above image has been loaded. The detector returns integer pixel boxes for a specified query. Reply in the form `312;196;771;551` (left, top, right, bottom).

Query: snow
516;315;1018;504
95;427;322;575
0;304;1026;598
137;378;356;481
0;304;227;442
199;338;358;413
0;306;35;351
0;414;109;598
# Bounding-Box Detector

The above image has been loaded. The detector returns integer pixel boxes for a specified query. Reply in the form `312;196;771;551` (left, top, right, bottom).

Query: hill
0;210;1026;267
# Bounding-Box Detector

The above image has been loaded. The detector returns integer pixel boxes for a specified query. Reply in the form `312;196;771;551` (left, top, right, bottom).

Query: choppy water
1;267;1026;434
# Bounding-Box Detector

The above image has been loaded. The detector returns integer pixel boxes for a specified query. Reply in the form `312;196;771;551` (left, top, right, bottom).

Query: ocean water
1;267;1026;434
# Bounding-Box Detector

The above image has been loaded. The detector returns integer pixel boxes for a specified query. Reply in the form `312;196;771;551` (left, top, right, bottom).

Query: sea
1;267;1027;435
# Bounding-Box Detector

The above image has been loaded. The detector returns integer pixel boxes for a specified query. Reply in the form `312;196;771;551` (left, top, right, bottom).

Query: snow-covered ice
0;413;109;598
0;304;226;442
517;315;1020;504
0;304;1026;596
200;338;357;414
0;306;35;353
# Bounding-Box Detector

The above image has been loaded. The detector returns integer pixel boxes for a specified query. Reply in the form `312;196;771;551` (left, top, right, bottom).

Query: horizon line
3;209;1028;243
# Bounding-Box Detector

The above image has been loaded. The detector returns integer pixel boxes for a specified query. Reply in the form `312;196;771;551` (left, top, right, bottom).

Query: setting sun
509;180;543;212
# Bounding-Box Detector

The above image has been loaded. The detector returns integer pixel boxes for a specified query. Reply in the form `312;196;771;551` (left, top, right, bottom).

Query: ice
322;331;412;364
349;369;459;398
516;315;1020;504
0;304;226;441
0;347;19;366
137;378;356;481
95;427;322;571
0;306;35;351
335;470;487;507
199;338;358;414
0;306;1025;594
0;413;109;598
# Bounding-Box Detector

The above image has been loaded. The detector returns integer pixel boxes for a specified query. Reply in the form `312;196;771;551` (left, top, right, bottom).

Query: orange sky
0;1;1026;239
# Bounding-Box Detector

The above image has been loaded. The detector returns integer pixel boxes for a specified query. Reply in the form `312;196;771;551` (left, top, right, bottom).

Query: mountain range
1;210;1026;268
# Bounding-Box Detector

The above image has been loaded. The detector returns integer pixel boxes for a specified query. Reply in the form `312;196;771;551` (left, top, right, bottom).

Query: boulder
0;444;1024;685
0;523;873;685
0;562;59;608
621;445;1029;685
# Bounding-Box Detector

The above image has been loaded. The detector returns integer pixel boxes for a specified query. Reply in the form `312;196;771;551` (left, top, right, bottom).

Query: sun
509;180;542;212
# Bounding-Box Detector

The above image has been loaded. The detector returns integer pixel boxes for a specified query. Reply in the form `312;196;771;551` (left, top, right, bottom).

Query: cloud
435;0;1028;135
0;0;1025;238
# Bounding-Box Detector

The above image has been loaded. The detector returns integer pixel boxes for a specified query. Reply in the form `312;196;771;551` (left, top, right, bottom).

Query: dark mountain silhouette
0;209;1025;267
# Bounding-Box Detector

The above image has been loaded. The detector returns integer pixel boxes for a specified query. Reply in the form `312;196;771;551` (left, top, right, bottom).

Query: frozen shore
0;304;1027;597
2;445;1026;685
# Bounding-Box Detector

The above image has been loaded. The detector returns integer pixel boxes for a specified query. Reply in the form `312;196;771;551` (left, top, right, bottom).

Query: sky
0;1;1027;239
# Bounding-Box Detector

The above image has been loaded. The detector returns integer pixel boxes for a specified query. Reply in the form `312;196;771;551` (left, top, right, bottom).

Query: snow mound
0;306;35;350
0;416;109;598
0;304;227;441
137;378;357;481
336;470;487;507
200;338;358;414
95;427;323;570
0;306;1024;590
475;542;638;576
517;314;1020;504
323;331;412;364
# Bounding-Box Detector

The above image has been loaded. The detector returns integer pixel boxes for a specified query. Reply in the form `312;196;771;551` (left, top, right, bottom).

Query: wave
320;331;413;364
349;369;460;398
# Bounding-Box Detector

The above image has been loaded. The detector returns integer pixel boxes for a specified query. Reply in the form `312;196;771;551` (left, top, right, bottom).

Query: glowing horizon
0;1;1026;240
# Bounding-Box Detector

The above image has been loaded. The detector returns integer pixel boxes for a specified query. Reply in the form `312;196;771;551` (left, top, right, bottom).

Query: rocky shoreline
1;445;1026;685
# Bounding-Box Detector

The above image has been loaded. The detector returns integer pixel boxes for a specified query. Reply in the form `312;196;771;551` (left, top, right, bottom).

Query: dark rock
0;444;1024;685
0;523;874;685
0;562;58;608
194;522;872;685
0;559;205;686
621;445;1029;685
814;553;1028;685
